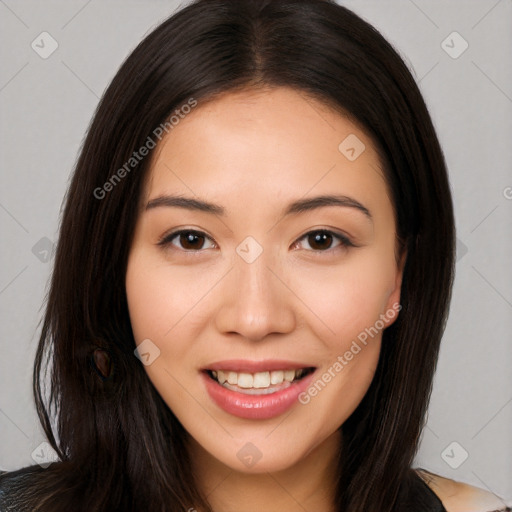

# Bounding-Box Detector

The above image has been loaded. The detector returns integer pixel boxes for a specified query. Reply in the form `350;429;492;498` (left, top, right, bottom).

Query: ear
383;248;407;328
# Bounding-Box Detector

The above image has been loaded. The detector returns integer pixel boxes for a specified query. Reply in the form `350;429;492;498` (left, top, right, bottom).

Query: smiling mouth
205;367;315;395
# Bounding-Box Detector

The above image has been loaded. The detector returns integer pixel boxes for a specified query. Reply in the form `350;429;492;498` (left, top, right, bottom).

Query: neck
189;430;341;512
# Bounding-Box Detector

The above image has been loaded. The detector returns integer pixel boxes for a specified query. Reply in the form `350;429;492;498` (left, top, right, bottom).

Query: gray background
1;0;511;501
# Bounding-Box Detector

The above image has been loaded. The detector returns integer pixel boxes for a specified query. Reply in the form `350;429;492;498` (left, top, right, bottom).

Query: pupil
310;232;331;250
181;232;203;250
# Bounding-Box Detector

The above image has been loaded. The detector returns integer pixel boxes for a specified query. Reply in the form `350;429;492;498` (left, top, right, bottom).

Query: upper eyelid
157;228;217;248
296;230;354;249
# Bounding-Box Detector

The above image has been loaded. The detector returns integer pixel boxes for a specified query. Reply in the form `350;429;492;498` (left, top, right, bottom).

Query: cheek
125;249;231;396
126;261;170;343
289;253;396;431
125;253;201;407
126;249;211;343
289;250;398;351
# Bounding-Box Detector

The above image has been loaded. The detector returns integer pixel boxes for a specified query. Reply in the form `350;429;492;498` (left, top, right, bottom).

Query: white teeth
270;370;284;385
253;371;270;388
237;373;253;388
210;368;309;390
284;370;295;382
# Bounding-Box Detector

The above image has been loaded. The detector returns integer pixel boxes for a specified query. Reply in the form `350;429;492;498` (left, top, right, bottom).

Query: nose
214;249;296;342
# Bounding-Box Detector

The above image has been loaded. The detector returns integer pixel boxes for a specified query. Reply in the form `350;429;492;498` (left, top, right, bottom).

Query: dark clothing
0;465;510;511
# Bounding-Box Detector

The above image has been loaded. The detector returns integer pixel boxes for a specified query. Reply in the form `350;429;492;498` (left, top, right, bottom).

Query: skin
124;87;508;512
125;86;406;511
418;471;509;512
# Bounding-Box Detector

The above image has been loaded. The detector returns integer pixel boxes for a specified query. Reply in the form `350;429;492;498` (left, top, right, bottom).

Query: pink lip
201;365;316;420
203;359;313;373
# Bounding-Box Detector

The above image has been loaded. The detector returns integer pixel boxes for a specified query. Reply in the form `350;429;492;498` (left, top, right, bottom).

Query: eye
157;229;216;251
292;230;354;252
157;228;354;254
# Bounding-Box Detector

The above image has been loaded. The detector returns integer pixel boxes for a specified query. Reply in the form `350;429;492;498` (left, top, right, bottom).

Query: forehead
143;87;390;219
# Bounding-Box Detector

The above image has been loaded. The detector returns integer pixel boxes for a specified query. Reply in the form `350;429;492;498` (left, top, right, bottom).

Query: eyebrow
145;194;372;220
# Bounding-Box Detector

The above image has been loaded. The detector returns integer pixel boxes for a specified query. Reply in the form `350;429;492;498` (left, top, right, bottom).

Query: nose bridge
215;238;295;341
237;246;273;310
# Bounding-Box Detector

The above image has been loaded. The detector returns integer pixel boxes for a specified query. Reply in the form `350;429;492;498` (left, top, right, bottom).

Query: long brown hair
11;0;455;510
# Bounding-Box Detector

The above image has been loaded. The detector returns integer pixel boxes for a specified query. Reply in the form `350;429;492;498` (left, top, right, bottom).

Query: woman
0;0;509;510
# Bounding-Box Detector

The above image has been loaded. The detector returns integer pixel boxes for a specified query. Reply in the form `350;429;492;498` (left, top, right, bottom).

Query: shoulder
416;469;512;512
0;465;44;489
0;465;54;511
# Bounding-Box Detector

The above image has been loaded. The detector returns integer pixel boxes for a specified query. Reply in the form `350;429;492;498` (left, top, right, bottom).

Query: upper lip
202;359;316;373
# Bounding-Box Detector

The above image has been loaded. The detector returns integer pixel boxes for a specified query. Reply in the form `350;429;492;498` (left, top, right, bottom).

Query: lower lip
201;370;316;420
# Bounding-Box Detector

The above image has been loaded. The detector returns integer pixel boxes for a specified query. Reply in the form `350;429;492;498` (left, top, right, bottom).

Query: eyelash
156;228;355;255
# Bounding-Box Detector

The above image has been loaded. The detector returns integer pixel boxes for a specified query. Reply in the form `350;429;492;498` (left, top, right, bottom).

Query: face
125;86;404;475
